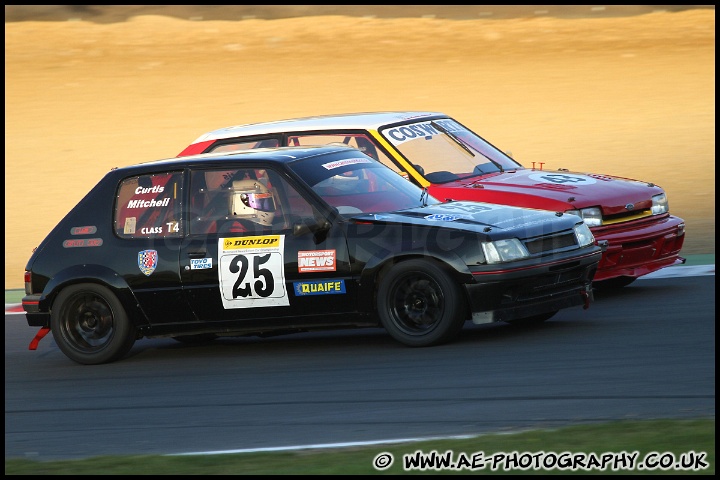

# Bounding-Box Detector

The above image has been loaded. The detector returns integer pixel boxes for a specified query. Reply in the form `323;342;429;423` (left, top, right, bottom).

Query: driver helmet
229;179;276;227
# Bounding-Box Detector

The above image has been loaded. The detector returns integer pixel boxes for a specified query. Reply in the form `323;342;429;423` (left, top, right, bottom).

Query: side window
188;167;317;235
289;133;400;173
115;171;183;238
272;173;317;224
208;138;280;154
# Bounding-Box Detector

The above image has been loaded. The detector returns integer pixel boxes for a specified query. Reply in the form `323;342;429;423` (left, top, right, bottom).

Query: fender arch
357;248;473;315
39;264;149;328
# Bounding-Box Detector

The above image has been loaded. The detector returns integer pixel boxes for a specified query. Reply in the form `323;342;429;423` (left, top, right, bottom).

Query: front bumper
466;249;600;324
592;214;685;281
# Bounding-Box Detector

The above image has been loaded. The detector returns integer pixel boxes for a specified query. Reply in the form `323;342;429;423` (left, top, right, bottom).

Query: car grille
523;231;577;255
602;208;653;225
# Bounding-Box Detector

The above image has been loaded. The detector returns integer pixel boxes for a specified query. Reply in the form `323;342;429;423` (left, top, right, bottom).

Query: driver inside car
219;179;277;233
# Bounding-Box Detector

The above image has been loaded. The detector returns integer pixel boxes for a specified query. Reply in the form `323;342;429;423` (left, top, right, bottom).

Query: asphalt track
4;262;715;461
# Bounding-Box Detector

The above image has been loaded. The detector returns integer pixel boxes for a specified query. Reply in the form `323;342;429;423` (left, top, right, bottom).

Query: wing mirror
293;218;331;237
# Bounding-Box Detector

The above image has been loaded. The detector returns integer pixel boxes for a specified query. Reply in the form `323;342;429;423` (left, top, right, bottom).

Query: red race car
179;111;685;288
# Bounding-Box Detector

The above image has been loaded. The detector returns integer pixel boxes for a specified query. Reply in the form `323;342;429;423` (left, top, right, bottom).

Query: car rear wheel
506;310;558;327
377;259;466;347
51;283;136;365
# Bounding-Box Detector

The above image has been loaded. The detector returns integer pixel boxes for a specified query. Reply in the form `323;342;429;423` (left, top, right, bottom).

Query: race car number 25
218;235;289;308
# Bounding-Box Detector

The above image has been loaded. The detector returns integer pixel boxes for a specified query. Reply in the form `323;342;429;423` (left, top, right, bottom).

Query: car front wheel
377;259;466;347
51;283;136;365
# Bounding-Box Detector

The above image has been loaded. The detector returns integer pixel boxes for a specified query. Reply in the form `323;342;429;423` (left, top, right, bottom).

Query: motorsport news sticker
218;235;288;309
321;158;373;170
298;250;336;273
138;250;158;276
528;172;597;185
190;258;213;270
293;279;346;296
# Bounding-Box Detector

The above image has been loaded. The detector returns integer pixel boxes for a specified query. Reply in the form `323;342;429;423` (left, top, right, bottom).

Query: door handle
187;249;207;258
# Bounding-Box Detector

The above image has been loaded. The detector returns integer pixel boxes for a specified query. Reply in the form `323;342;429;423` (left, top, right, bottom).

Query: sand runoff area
4;7;715;289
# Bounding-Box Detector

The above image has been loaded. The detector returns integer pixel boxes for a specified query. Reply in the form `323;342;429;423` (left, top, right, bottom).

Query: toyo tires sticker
528;173;596;185
218;235;289;309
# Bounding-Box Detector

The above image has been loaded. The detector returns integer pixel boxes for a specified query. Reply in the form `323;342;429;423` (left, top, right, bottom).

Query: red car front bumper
591;214;685;281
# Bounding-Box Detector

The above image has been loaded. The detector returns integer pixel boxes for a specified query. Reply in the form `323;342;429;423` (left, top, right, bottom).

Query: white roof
191;111;448;143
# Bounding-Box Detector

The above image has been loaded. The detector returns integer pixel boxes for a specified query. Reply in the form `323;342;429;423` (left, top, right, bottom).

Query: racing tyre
594;276;637;290
51;283;137;365
506;310;558;327
377;259;466;347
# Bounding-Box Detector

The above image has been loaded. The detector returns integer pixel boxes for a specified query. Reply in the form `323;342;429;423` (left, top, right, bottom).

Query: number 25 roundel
218;235;289;308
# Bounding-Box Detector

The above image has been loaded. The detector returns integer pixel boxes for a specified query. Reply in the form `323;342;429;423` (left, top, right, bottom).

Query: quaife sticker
218;235;288;308
298;250;336;272
293;280;346;296
190;258;213;270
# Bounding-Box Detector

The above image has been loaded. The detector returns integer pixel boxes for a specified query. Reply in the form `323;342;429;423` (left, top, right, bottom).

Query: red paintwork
178;140;214;157
428;169;664;212
431;171;685;281
176;112;686;283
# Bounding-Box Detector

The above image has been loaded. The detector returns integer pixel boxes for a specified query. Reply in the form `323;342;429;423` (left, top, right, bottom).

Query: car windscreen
288;154;441;215
379;118;524;183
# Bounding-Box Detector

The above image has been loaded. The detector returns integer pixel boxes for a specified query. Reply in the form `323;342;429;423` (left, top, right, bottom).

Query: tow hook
28;326;51;350
581;287;591;310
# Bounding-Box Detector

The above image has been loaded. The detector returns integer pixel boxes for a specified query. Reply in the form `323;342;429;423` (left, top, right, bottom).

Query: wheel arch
39;265;148;328
358;251;473;316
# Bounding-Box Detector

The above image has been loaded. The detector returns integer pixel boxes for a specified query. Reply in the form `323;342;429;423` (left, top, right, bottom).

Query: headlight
573;222;595;247
651;193;669;215
566;207;603;227
481;238;529;264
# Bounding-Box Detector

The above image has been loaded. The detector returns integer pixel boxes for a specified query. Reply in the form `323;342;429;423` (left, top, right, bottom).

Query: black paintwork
22;145;601;340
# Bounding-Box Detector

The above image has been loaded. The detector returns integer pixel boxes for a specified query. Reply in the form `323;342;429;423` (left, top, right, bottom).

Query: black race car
22;145;602;364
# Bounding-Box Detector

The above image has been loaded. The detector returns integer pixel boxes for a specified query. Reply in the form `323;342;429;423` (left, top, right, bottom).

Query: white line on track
637;264;715;279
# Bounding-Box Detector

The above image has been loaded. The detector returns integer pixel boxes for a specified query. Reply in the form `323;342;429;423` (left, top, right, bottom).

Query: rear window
114;171;184;238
